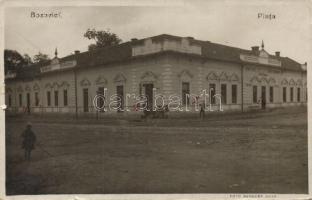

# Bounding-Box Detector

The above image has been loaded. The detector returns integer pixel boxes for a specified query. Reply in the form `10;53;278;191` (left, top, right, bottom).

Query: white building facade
5;34;307;115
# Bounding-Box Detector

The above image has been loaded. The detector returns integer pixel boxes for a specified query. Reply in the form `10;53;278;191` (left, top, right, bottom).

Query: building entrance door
26;93;30;113
116;85;124;112
143;84;153;110
26;93;30;108
97;87;105;111
261;86;266;109
83;88;89;112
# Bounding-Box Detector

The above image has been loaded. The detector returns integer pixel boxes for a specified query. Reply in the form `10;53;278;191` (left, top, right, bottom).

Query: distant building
4;34;307;115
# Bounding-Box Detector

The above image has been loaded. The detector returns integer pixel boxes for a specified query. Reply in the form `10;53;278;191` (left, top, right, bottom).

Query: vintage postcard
1;0;311;199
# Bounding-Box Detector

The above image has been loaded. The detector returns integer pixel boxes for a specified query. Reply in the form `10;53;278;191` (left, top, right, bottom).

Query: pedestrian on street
199;102;205;119
21;122;36;161
261;98;266;110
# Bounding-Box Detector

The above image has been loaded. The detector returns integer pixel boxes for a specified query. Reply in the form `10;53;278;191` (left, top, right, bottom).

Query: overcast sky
4;1;311;63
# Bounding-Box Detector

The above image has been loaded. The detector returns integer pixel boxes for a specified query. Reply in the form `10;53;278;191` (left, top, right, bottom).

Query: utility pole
74;69;78;119
96;89;99;120
241;64;244;113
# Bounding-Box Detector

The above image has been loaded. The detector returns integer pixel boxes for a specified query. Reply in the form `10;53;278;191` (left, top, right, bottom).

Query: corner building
5;34;307;115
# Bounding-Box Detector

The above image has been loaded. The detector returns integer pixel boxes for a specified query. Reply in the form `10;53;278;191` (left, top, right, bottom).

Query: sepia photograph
2;0;310;198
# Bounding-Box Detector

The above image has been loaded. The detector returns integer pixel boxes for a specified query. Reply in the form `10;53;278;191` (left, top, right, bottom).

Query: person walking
261;98;266;110
199;102;205;119
21;122;36;161
27;105;31;115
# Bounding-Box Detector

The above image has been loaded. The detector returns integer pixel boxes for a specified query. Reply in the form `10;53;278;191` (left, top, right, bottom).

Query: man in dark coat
261;98;266;110
199;102;205;119
21;123;36;161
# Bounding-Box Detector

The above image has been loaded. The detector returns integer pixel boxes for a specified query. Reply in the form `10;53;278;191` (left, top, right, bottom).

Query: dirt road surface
5;107;308;194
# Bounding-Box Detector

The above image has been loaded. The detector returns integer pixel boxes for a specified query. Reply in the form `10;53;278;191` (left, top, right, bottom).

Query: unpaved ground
5;107;308;194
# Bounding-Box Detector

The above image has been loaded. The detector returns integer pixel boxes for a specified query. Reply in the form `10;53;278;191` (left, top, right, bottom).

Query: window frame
47;91;51;106
269;86;274;103
19;93;22;107
221;83;227;105
35;92;39;106
209;83;216;104
54;90;59;106
63;89;68;107
283;87;287;103
231;84;237;104
253;85;257;103
182;82;190;105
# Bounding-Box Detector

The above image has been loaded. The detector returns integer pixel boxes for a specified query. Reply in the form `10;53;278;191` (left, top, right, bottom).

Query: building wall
5;54;307;115
74;56;169;113
243;64;307;110
39;70;76;113
167;55;242;111
5;70;76;114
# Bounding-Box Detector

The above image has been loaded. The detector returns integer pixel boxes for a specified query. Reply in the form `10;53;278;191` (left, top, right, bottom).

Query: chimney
275;51;280;57
74;50;80;55
131;38;138;42
251;46;259;54
301;62;307;71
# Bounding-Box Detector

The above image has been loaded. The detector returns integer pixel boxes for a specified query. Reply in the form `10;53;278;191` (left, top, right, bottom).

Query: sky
4;1;311;63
